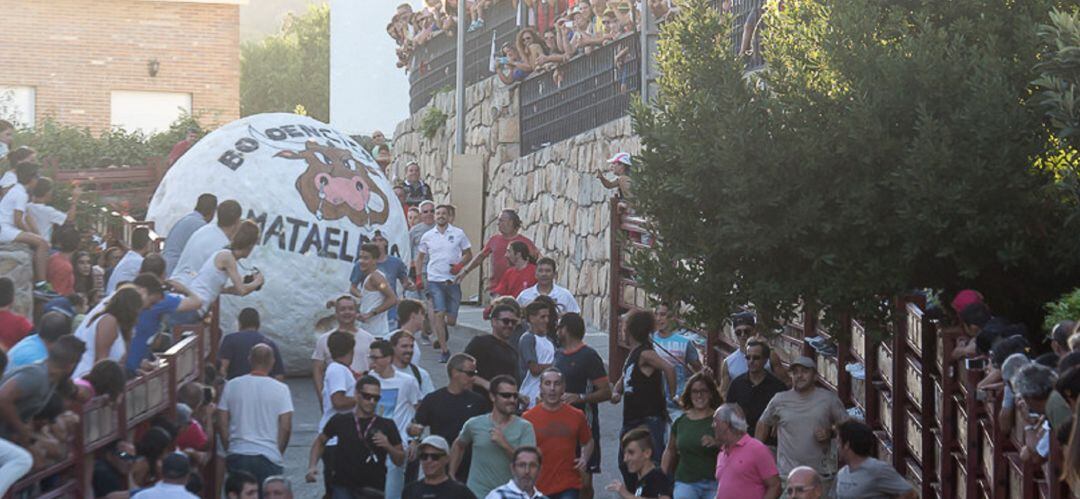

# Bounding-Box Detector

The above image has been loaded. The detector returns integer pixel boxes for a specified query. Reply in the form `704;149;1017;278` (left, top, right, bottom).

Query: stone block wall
0;244;33;319
391;76;640;330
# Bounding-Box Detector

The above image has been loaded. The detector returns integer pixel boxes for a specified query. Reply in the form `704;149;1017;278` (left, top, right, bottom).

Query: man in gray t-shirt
0;335;84;444
835;420;916;499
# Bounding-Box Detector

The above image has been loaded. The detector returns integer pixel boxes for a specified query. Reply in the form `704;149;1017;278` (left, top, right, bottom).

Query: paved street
280;305;623;498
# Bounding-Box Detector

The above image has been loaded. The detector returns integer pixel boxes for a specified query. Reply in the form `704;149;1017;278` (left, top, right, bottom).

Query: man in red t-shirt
0;277;32;349
490;241;537;299
458;209;539;292
166;128;200;167
46;226;79;296
523;368;594;498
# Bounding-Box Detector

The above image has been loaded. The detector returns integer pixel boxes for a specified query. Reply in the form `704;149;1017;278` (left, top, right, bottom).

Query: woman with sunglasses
661;373;721;499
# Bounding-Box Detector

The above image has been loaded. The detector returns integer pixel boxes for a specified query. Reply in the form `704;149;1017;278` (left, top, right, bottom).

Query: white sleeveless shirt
189;249;231;314
359;270;390;338
72;310;126;379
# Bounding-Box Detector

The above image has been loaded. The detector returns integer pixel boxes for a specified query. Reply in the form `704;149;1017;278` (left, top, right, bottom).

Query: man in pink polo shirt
713;404;780;499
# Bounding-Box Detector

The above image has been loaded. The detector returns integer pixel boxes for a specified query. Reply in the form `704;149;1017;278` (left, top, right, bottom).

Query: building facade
0;0;243;133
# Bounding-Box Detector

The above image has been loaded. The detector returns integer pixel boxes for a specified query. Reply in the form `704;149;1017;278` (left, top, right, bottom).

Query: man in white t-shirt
416;204;473;363
105;227;152;294
170;200;242;287
311;295;375;408
0;163;53;291
318;331;358;498
369;339;422;499
518;301;556;409
516;257;580;315
218;344;294;488
26;177;78;245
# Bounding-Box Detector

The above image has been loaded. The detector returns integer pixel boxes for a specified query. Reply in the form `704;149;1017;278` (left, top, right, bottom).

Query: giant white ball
147;113;409;374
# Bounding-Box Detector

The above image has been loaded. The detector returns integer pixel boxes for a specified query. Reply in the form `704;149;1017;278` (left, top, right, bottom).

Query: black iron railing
407;0;520;113
519;35;642;154
730;0;765;70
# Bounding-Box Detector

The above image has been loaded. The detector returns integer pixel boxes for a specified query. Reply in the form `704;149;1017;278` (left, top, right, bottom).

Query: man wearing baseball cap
756;356;847;495
597;152;632;200
132;453;198;498
403;435;475;498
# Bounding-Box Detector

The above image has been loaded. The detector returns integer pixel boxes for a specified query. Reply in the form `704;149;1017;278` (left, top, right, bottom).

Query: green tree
240;3;329;121
630;0;1078;331
1036;8;1080;146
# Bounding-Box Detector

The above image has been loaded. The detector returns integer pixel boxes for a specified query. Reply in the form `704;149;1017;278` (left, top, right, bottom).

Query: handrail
6;302;223;498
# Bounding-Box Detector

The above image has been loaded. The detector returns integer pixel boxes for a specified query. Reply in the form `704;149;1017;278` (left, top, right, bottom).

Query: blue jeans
674;479;718;499
427;280;461;318
549;490;581;499
618;416;667;488
225;453;283;492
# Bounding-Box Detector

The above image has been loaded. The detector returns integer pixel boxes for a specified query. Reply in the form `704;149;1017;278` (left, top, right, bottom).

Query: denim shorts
427;280;462;318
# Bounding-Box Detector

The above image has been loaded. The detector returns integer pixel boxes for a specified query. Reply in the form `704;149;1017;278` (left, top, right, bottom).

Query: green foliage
1035;8;1080;146
420;108;447;140
11;113;203;170
1044;288;1080;333
630;0;1079;331
241;3;330;121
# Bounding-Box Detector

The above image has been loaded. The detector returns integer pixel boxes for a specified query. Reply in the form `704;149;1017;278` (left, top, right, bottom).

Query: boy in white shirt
27;177;79;245
0;163;50;291
318;331;358;498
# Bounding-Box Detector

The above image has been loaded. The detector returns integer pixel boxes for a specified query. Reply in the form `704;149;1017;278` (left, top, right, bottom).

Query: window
110;91;192;133
0;86;36;128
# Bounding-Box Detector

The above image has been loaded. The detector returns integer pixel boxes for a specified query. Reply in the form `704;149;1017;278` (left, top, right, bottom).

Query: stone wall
391;76;640;330
0;244;33;319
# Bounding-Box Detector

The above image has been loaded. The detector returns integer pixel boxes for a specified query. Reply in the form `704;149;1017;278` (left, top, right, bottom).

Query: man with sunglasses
403;435;476;499
306;375;405;498
412;353;489;482
450;374;537;498
718;311;786;396
725;340;786;449
369;339;422;499
465;304;522;398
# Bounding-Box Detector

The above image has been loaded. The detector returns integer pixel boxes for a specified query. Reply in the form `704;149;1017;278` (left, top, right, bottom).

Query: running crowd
1;120;1054;499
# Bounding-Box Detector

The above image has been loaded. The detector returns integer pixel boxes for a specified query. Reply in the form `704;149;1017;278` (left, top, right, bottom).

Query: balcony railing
730;0;765;70
407;0;519;113
519;35;642;154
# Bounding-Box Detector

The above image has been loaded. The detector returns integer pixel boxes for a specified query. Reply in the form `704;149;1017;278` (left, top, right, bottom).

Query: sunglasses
456;369;479;377
734;328;753;337
369;354;386;361
499;318;520;325
419;452;446;461
496;391;519;400
360;393;382;402
745;355;764;361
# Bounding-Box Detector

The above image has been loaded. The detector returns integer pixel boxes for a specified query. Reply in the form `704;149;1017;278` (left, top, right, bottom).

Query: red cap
951;289;984;314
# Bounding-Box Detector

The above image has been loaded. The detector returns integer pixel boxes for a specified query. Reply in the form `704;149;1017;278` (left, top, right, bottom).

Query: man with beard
523;368;593;498
312;295;375;409
450;375;537;498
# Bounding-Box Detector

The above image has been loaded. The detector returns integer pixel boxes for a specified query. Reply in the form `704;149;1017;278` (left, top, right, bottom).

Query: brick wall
0;0;240;132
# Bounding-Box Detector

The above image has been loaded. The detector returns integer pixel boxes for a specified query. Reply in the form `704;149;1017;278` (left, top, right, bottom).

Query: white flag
488;30;498;73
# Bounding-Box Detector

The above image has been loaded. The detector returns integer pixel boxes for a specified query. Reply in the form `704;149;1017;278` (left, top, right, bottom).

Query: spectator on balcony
27;177;79;246
8;311;70;369
162;193;218;277
660;372;720;499
169;199;243;291
528;0;570;32
73;250;105;306
535;28;569;87
516;258;580;315
218;308;286;381
516;28;548;72
496;42;532;84
45;226;79;296
0;163;51;292
312;295;376;410
411;9;443;47
597;152;633;201
219;343;294;489
996;352;1031;437
0;348;31;496
105;227;153;295
756;356;847;495
167;127;201;168
834;420;914;499
125;254;202;376
1015;363;1057;465
0;278;32;351
402;162;433;208
72;358;126;403
171;219;265;327
71;284;145;379
569;3;605;55
459;209;538;294
648;0;679;22
0;335;84;446
610;1;637;36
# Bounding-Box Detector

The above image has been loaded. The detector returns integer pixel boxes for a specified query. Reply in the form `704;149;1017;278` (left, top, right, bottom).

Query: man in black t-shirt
305;375;405;498
410;353;489;482
465;304;521;397
402;435;476;499
725;340;787;447
607;428;673;499
554;312;611;498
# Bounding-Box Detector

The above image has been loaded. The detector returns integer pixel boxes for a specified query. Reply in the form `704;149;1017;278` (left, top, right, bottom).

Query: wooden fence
608;197;1073;498
41;156;167;216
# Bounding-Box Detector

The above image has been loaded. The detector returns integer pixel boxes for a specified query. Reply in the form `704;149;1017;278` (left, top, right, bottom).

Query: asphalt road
279;305;624;498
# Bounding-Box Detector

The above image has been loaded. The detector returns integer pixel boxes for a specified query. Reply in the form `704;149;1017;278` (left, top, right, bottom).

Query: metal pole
454;0;466;154
640;1;653;105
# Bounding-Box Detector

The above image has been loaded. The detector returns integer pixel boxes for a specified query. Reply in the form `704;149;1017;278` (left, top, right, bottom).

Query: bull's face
277;141;390;226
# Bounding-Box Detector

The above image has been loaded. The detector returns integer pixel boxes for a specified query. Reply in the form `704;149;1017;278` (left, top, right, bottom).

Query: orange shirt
47;252;74;295
523;402;592;494
490;262;537;298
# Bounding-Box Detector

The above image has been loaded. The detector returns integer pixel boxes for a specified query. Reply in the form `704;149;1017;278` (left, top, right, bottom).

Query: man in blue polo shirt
126;255;202;376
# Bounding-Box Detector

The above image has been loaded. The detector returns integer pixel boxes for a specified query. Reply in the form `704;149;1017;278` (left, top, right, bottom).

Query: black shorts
584;420;601;473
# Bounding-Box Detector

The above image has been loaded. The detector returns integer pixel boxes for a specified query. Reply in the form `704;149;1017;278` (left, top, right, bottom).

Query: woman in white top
172;220;265;318
354;243;397;338
72;287;143;379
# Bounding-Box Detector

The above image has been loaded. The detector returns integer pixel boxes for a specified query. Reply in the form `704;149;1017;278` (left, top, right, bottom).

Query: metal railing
407;0;519;113
730;0;765;70
520;35;642;154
